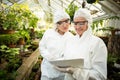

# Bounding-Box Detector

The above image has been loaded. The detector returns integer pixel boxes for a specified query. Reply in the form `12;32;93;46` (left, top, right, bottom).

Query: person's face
56;18;70;34
73;17;88;36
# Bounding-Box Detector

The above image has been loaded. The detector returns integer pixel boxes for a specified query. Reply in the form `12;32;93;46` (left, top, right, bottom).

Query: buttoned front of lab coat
39;29;73;78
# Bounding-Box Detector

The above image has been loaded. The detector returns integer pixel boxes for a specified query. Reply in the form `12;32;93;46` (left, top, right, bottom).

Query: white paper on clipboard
49;58;84;68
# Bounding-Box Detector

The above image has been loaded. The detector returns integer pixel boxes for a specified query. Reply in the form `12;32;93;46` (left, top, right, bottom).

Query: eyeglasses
73;21;88;26
57;19;70;25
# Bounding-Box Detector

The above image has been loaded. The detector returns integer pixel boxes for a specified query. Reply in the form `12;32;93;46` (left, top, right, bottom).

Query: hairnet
74;8;92;26
53;10;70;24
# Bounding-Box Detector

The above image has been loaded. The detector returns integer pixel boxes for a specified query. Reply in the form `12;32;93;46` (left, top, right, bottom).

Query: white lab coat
39;29;73;78
64;27;108;80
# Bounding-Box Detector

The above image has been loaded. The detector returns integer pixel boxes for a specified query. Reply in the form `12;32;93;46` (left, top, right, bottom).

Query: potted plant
18;30;30;44
0;4;19;33
0;33;20;47
0;3;39;33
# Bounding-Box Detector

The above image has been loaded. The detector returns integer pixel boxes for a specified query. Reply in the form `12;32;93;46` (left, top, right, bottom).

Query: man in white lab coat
55;8;108;80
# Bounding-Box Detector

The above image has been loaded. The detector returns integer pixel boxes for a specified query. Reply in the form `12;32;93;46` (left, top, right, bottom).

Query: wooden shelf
16;48;40;80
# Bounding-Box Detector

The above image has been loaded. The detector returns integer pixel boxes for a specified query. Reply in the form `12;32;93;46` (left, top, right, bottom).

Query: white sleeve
72;40;107;80
88;40;107;80
72;68;88;80
39;30;57;60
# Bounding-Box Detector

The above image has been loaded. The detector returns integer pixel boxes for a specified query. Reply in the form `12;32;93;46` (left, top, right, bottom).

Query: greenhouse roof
1;0;120;21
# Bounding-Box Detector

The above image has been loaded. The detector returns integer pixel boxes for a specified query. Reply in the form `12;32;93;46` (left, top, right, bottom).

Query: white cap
53;10;70;24
74;8;92;25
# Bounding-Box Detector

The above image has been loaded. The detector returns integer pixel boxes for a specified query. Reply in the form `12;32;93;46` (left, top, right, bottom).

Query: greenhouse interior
0;0;120;80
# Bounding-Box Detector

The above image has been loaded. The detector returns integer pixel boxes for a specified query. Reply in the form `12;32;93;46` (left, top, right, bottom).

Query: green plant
0;3;39;30
92;16;120;34
87;0;98;4
92;19;104;31
0;69;17;80
96;26;115;32
0;45;22;80
0;45;20;59
107;53;120;80
0;4;19;30
18;30;30;44
0;33;20;45
65;2;78;21
44;12;53;23
35;29;45;39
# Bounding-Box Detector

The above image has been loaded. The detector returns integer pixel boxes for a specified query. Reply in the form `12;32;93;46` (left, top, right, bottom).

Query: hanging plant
108;16;120;20
91;20;104;31
87;0;98;4
65;3;78;21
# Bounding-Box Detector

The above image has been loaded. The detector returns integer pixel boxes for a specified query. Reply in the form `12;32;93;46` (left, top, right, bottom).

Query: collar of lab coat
76;27;92;43
55;30;71;38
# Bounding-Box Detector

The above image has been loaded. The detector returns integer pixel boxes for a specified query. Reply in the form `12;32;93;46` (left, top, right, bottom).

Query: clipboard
49;58;84;68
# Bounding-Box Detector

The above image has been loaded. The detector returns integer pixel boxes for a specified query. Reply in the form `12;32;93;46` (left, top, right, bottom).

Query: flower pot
18;38;25;45
8;44;16;48
2;30;15;34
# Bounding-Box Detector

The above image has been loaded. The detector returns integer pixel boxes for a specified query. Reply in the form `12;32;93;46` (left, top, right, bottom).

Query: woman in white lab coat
55;8;108;80
39;10;73;80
